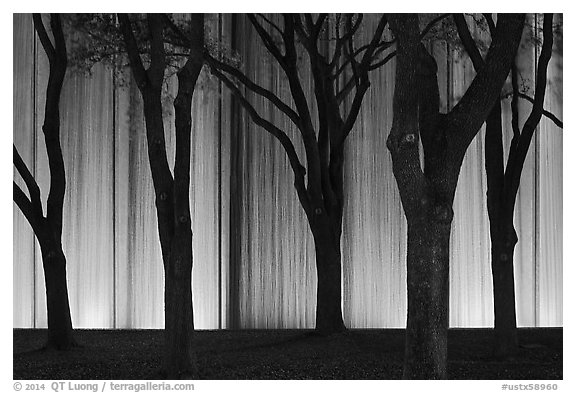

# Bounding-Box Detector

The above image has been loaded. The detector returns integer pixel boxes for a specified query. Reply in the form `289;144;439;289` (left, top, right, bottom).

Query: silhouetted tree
386;13;525;378
117;13;204;378
203;14;448;334
454;13;561;358
13;14;76;350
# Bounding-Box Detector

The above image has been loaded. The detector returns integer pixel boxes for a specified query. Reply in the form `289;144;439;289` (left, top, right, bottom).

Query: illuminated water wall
13;14;562;329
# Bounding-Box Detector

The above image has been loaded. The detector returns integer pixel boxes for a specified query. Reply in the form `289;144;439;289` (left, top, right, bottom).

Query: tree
116;13;204;378
13;14;76;350
454;13;561;358
386;13;525;378
204;14;438;334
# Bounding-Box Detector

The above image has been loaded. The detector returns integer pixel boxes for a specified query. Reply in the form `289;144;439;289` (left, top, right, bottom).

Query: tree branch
453;13;485;70
339;82;370;144
41;13;67;242
172;14;204;236
162;14;191;47
281;15;322;195
368;51;396;71
330;14;364;70
367;14;450;72
209;64;307;198
483;13;496;34
147;14;166;89
446;13;525;157
344;22;361;88
247;14;286;67
32;14;56;62
291;14;309;43
14;182;43;233
518;92;563;128
360;15;389;68
334;38;392;77
255;13;283;36
50;13;66;60
117;14;148;89
13;145;43;217
335;76;356;104
421;14;451;41
504;14;554;206
205;53;301;128
309;13;328;42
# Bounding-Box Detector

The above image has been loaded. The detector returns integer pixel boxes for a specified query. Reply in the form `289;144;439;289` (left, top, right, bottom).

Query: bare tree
203;14;406;333
13;14;76;350
386;13;525;378
454;13;560;358
117;13;204;378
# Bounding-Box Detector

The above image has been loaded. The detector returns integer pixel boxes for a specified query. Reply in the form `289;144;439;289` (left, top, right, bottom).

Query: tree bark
485;101;520;358
164;244;195;378
403;217;451;379
490;222;519;358
387;13;524;379
162;25;203;376
38;232;76;350
310;214;346;334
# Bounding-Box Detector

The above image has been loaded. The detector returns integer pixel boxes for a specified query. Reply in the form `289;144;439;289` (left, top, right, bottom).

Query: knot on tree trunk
432;203;453;225
387;132;419;153
420;195;431;208
402;133;417;145
494;227;518;264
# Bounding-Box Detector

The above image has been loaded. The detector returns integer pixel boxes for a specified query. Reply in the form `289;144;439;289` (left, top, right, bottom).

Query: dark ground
14;328;562;380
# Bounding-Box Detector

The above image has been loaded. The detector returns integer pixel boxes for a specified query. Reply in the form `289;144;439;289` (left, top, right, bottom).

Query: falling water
13;14;562;329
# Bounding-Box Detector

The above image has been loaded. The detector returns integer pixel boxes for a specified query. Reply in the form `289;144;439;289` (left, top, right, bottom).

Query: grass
14;328;562;380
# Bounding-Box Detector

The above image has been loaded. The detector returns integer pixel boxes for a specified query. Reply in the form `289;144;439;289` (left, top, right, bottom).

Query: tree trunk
163;245;195;379
310;214;346;334
39;241;76;350
490;222;519;358
403;218;451;379
484;89;520;359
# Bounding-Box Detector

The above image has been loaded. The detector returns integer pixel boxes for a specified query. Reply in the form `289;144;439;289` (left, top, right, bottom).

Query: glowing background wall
13;14;563;329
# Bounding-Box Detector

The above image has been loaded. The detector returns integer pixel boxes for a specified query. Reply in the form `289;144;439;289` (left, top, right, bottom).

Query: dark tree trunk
403;209;451;379
119;13;204;378
162;20;203;376
41;249;75;350
490;223;519;358
388;13;524;380
164;244;195;378
310;215;346;334
485;102;520;358
38;231;75;350
485;14;554;359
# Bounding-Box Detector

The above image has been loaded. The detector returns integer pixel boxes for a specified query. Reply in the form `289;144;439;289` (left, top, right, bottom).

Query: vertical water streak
13;13;36;328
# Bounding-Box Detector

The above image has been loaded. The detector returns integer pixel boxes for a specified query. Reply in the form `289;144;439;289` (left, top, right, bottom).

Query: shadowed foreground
14;328;561;380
